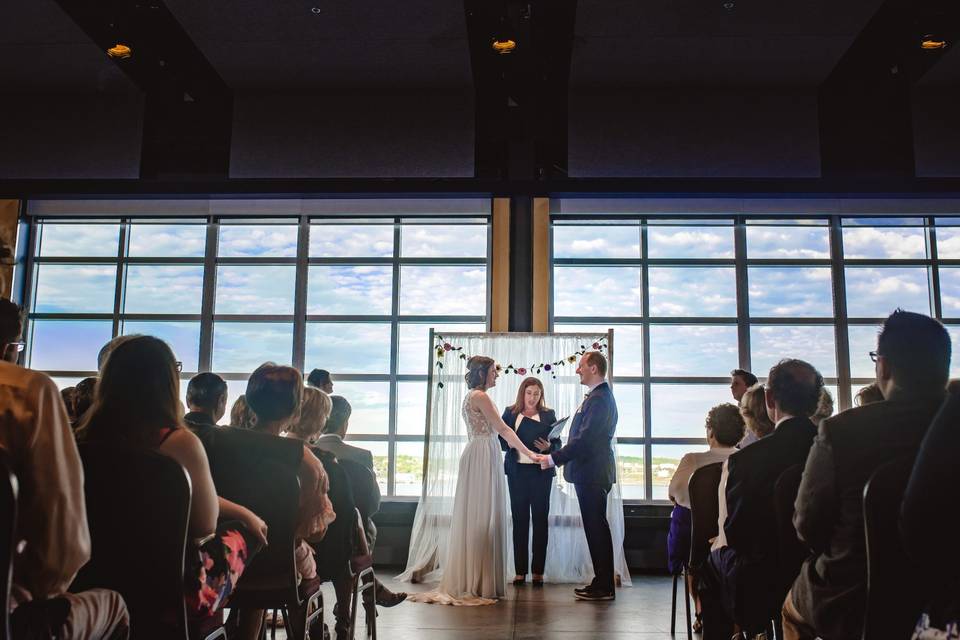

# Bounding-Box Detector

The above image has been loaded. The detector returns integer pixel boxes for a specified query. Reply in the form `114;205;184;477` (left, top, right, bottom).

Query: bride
408;355;542;605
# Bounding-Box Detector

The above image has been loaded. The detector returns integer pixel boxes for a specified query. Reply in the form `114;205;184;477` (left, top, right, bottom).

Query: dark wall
371;501;671;572
230;90;475;178
912;89;960;178
568;89;822;178
0;92;144;178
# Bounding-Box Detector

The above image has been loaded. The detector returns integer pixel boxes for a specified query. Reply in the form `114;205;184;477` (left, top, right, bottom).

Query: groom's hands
539;455;555;470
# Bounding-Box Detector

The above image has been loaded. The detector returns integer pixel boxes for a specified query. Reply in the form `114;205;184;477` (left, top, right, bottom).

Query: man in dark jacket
700;358;823;639
541;351;618;601
783;311;950;640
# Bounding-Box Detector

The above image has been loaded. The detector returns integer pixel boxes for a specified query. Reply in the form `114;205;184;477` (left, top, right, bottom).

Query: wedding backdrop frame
420;328;615;493
402;328;631;585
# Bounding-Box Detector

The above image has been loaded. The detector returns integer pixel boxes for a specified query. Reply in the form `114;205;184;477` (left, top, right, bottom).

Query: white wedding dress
407;389;508;605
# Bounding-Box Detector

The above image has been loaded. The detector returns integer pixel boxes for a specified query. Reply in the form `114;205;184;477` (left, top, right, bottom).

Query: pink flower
592;342;600;349
517;367;527;376
443;343;453;351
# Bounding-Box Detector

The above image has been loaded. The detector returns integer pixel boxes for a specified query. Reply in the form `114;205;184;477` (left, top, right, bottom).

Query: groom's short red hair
584;351;607;378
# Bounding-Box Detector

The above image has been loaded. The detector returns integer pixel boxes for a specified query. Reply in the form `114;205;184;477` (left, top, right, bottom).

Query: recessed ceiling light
106;43;132;59
920;35;948;50
492;38;516;54
311;7;321;14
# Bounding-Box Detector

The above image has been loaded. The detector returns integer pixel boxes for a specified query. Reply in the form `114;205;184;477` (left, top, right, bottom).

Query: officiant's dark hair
508;377;549;415
465;355;495;389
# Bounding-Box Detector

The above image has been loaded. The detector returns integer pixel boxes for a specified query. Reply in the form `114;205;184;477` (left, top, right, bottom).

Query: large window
553;213;959;501
24;208;490;497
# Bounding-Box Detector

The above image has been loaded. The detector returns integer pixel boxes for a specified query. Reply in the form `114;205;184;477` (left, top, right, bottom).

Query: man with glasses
783;310;951;640
0;298;130;637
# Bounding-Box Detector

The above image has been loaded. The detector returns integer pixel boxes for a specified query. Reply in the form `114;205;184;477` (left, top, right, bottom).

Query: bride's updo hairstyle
464;355;495;389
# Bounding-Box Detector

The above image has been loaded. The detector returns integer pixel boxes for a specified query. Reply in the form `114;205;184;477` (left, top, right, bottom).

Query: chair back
0;454;17;640
687;461;724;570
773;464;805;595
213;456;301;603
73;442;191;639
862;455;924;640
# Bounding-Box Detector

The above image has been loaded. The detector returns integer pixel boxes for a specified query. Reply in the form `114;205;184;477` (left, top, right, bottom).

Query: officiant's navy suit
500;407;559;577
551;381;618;592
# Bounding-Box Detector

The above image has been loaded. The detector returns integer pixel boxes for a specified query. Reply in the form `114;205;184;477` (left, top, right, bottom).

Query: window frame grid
551;213;956;503
23;213;491;499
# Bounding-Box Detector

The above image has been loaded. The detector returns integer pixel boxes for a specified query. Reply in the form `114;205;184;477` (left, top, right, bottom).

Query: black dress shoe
375;588;408;608
574;582;596;595
574;589;615;602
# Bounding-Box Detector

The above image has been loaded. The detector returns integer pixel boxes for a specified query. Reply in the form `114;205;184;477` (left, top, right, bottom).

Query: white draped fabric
397;332;632;587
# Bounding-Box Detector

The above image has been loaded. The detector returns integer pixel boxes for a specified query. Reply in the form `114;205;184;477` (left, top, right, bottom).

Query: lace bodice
462;390;496;440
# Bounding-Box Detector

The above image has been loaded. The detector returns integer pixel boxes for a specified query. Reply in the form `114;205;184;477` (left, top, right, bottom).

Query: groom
540;351;618;601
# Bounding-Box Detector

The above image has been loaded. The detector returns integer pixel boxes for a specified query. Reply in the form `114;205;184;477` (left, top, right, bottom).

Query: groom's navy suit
551;381;618;592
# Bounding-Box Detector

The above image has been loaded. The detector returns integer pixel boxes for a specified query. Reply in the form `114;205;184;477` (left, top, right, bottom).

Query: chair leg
671;573;679;635
684;568;693;640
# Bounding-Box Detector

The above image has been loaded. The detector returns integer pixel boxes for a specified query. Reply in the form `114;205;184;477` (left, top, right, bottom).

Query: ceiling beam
465;0;577;181
819;0;960;179
52;0;233;179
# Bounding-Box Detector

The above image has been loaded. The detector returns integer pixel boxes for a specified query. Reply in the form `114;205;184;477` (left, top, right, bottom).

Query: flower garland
432;334;609;388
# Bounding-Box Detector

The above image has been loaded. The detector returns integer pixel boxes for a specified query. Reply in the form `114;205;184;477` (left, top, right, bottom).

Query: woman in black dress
500;377;560;586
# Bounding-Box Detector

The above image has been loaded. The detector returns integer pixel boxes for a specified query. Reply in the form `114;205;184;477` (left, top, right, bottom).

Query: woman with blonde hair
738;382;775;448
229;394;257;429
287;386;332;443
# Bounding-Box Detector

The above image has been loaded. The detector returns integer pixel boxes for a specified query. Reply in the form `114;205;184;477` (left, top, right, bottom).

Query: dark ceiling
160;0;473;90
571;0;887;87
0;0;915;93
0;0;135;92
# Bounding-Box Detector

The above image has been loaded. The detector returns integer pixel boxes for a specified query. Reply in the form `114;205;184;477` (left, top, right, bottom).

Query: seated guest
242;364;338;640
667;403;744;633
183;372;229;429
0;299;130;638
783;311;950;640
737;383;774;448
730;368;758;403
288;387;362;638
61;386;77;422
307;368;334;394
901;386;960;638
81;336;262;622
72;376;97;430
314;395;374;469
229;394;257;429
700;358;823;639
246;363;336;543
96;335;137;373
855;381;884;406
313;395;406;609
810;387;834;425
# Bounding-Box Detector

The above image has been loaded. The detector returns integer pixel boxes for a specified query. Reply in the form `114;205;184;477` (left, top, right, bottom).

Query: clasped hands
524;450;555;470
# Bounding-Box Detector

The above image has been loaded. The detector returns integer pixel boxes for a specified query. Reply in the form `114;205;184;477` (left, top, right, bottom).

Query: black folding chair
771;464;805;640
671;461;724;639
73;442;226;640
0;453;17;640
863;455;925;640
220;459;323;640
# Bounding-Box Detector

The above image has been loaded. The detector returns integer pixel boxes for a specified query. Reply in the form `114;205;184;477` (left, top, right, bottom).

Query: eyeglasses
869;351;879;363
4;342;25;353
175;361;183;372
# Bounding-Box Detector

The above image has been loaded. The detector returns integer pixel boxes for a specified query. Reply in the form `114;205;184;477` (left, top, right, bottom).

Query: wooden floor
278;571;684;639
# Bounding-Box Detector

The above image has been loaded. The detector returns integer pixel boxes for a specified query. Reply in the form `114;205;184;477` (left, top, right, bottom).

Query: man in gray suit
313;395;374;470
313;395;406;608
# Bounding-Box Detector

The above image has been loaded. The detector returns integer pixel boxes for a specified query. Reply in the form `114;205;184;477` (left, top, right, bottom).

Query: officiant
499;377;561;586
